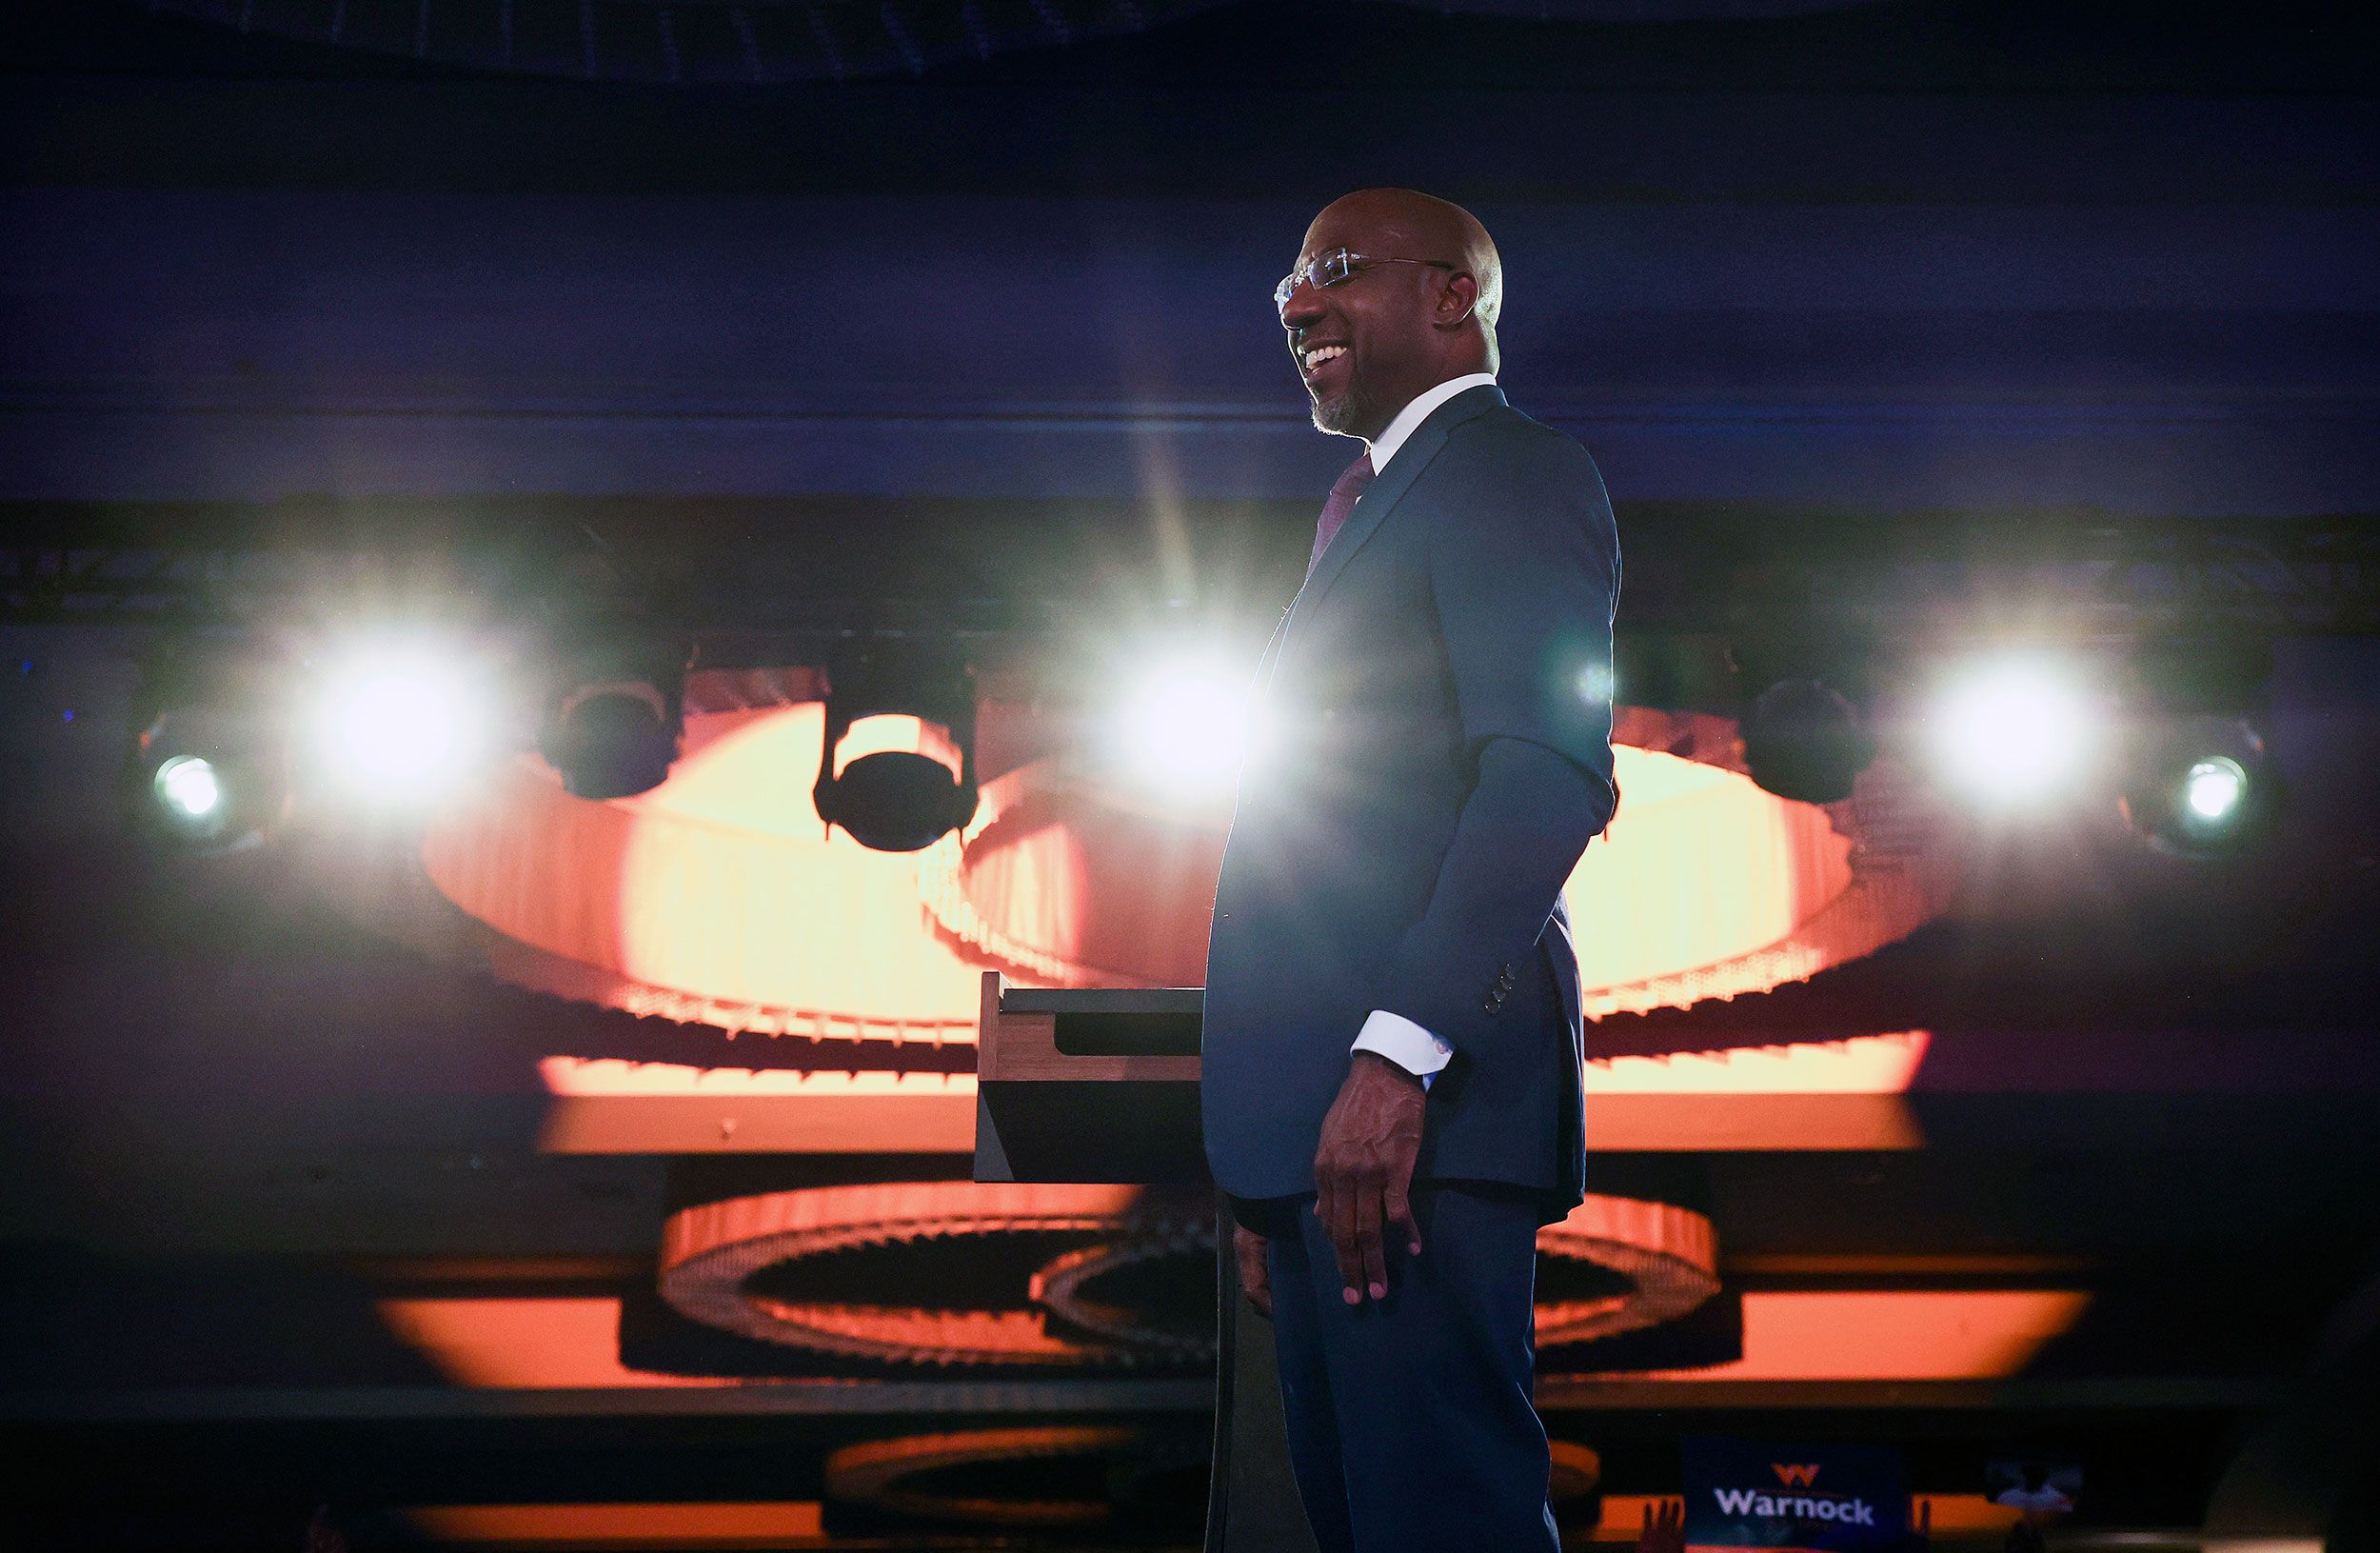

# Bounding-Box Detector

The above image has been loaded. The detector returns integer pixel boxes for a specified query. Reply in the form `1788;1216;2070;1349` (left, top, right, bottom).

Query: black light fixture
122;639;290;852
538;633;692;801
1741;677;1876;805
1732;627;1877;806
812;645;979;853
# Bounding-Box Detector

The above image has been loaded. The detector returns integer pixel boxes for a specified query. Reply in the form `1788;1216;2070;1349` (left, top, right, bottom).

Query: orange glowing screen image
422;698;1954;1038
403;1502;826;1546
424;705;987;1033
1592;1290;2092;1384
377;1289;2086;1390
377;1297;735;1390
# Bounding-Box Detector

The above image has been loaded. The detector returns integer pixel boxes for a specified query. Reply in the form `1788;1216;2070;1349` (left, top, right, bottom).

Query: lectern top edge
996;984;1206;1016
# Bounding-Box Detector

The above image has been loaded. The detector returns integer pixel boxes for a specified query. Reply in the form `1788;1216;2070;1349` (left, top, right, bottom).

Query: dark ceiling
8;0;2380;196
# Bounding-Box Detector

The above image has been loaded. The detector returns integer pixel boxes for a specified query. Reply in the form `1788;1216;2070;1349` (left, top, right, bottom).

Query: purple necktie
1306;450;1377;579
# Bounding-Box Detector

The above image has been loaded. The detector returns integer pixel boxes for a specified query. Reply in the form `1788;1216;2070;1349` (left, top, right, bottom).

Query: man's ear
1436;271;1480;328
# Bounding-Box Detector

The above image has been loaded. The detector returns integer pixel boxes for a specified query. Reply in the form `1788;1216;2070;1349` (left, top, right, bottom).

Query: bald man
1200;189;1620;1551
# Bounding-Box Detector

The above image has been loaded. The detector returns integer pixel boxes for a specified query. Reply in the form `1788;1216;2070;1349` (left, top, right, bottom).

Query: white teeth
1304;346;1346;369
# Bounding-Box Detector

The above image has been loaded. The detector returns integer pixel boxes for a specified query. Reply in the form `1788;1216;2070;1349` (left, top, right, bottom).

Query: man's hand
1313;1050;1427;1304
1637;1499;1686;1553
1233;1224;1272;1319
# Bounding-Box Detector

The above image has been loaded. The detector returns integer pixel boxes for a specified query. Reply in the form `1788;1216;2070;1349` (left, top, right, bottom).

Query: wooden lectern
975;973;1319;1553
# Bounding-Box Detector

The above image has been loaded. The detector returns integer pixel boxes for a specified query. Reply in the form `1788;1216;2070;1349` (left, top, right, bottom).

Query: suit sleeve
1373;430;1619;1058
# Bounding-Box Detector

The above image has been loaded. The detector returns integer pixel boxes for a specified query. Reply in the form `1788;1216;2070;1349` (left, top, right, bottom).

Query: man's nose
1279;282;1327;329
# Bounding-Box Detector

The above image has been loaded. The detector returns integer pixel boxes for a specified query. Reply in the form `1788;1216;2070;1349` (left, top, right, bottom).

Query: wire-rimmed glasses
1274;249;1457;316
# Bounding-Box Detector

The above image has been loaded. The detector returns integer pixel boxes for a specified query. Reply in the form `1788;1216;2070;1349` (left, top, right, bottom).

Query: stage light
1922;653;2099;806
1110;654;1255;803
136;740;277;849
2187;758;2246;821
812;647;978;852
2115;638;2276;856
539;636;691;801
2120;717;2275;856
154;755;223;820
1729;626;1876;806
1741;677;1875;806
132;724;279;850
122;643;291;852
307;639;501;807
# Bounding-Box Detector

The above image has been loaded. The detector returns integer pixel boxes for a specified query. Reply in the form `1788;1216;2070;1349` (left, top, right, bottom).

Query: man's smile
1299;339;1352;388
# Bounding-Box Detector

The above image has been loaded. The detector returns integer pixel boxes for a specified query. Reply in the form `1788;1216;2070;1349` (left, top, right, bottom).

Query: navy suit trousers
1239;1183;1560;1553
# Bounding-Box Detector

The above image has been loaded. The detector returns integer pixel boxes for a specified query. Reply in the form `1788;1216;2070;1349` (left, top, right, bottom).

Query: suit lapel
1252;609;1292;692
1281;384;1506;640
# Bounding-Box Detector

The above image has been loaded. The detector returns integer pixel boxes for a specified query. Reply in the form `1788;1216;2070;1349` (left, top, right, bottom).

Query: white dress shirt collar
1367;371;1498;475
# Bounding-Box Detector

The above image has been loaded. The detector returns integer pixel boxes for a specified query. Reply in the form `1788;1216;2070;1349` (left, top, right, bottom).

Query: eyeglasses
1274;249;1457;316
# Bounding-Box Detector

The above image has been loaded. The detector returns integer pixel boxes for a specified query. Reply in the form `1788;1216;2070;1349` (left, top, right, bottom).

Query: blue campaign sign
1682;1438;1910;1553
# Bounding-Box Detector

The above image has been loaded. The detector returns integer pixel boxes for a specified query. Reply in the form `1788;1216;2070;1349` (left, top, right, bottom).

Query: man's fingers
1319;1178;1362;1304
1384;1176;1422;1259
1331;1208;1363;1305
1356;1185;1387;1301
1233;1226;1272;1319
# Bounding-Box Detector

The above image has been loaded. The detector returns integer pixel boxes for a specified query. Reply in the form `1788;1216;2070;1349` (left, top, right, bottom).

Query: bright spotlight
124;643;291;853
133;730;277;850
154;755;223;820
1111;655;1254;803
2121;717;2274;856
1923;654;2100;806
308;641;500;806
2186;758;2246;821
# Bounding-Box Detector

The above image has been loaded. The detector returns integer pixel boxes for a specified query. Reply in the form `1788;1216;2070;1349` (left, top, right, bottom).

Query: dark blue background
4;1;2374;516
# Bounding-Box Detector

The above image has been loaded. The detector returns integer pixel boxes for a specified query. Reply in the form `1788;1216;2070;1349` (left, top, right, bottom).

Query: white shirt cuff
1350;1009;1453;1090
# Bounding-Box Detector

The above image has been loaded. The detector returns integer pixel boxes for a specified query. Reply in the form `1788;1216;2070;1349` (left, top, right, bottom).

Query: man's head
1279;189;1502;441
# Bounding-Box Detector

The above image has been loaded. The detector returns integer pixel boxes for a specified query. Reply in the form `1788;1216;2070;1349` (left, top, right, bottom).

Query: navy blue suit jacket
1200;384;1621;1224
